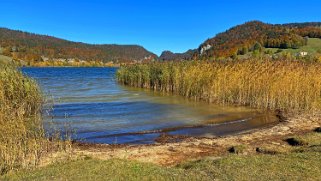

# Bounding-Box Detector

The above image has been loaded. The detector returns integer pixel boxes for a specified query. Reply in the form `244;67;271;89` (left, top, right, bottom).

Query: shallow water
22;67;277;144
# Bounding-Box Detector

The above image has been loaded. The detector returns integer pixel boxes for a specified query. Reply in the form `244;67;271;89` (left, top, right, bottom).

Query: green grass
286;133;321;146
3;131;321;180
1;159;196;181
2;149;321;181
180;151;321;181
228;145;248;154
265;38;321;55
303;38;321;53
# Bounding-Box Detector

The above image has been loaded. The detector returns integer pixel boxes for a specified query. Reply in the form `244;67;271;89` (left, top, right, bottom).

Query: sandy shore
41;113;321;167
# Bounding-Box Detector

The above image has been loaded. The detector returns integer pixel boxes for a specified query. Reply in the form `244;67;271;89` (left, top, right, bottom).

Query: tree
253;42;263;52
239;47;248;55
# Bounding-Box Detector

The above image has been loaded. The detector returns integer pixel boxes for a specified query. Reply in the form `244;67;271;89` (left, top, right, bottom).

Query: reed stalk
0;65;45;174
117;60;321;112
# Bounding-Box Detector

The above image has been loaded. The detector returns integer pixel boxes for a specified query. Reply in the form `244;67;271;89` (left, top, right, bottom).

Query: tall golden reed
117;60;321;112
0;65;45;174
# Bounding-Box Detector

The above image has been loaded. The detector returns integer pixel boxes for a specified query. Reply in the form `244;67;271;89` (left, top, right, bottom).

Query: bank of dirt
40;113;321;167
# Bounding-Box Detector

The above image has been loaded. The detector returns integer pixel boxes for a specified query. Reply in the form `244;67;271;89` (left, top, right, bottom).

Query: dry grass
117;60;321;112
0;65;46;174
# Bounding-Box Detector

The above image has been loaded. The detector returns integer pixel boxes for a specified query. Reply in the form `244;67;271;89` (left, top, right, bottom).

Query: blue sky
1;0;321;55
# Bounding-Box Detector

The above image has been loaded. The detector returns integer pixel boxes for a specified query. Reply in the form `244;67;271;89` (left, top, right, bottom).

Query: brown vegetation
117;60;321;112
0;65;45;174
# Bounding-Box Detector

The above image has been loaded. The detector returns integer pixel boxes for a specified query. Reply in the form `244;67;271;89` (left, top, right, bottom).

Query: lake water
22;67;277;144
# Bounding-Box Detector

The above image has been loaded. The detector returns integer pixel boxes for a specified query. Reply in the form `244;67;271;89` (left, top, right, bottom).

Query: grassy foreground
2;143;321;181
117;60;321;112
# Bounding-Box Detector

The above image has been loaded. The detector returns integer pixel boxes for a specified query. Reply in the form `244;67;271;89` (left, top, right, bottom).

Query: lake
22;67;277;144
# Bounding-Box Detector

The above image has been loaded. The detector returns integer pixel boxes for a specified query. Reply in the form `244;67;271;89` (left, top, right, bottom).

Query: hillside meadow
264;38;321;60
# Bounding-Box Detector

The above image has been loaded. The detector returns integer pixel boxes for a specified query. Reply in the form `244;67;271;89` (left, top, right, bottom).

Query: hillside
0;28;157;63
264;38;321;56
198;21;321;59
1;21;320;63
159;49;197;61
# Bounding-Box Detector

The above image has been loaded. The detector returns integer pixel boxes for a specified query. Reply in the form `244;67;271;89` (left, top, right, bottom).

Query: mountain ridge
1;21;321;63
0;27;157;63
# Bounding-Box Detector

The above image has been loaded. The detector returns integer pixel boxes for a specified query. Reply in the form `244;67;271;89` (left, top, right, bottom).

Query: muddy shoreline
73;121;279;148
73;109;282;146
41;112;313;167
74;109;279;145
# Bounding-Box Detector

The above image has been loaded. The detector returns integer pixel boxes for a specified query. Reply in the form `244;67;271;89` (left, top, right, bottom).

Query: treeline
0;28;157;63
25;60;117;67
1;21;320;63
199;21;321;59
159;49;197;61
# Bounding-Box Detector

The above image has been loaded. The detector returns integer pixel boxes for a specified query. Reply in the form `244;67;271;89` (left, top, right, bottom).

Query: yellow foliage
117;60;321;112
0;66;44;174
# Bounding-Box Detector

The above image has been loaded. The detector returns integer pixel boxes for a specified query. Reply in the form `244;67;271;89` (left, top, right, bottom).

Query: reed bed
0;65;45;174
117;60;321;112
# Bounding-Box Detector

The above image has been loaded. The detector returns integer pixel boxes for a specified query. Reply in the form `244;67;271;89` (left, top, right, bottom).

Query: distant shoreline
21;65;120;68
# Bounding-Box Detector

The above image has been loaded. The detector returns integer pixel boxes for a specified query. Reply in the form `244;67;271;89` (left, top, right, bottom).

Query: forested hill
198;21;321;59
159;49;197;61
1;21;320;63
0;28;157;63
